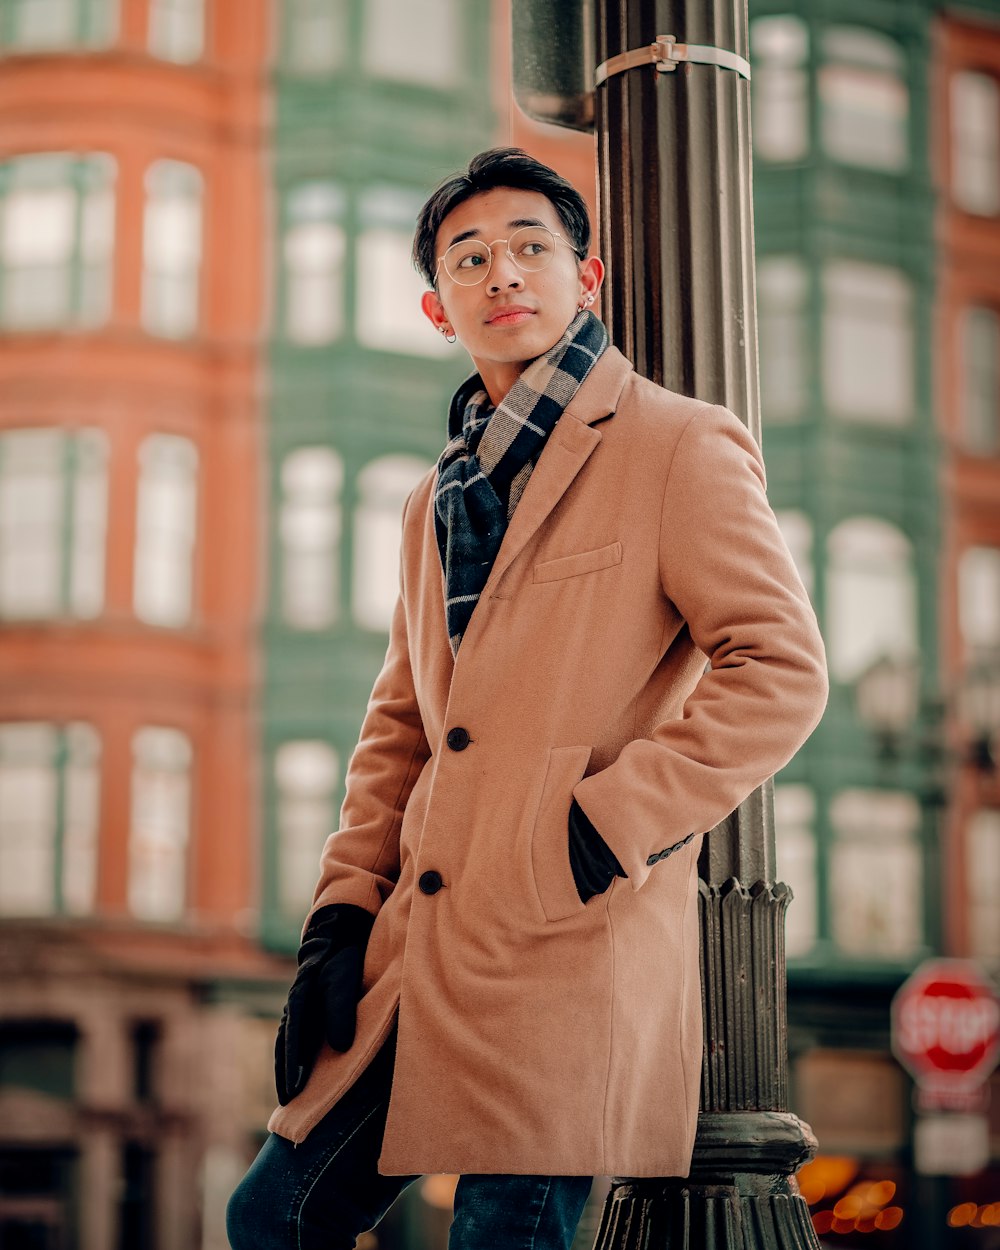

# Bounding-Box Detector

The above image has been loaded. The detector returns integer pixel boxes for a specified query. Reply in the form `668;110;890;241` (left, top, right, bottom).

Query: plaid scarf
434;309;609;655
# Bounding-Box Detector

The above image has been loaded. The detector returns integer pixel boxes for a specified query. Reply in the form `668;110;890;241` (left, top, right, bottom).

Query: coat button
446;726;471;751
418;870;444;895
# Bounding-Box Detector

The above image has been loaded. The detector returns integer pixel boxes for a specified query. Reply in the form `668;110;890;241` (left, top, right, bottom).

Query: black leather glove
568;798;627;903
275;903;375;1106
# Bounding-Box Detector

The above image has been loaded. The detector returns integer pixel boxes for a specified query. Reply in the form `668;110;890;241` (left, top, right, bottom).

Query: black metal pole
592;3;823;1247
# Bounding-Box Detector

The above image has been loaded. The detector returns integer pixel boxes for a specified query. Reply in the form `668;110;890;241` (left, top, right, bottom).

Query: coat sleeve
571;403;829;892
306;493;432;924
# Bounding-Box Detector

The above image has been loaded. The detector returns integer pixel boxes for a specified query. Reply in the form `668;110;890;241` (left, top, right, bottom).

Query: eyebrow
446;217;549;247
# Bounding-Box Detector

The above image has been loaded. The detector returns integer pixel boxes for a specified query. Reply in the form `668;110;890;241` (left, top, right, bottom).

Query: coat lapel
479;346;634;594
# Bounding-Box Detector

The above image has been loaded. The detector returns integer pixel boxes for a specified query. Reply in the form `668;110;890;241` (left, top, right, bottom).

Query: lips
486;305;535;326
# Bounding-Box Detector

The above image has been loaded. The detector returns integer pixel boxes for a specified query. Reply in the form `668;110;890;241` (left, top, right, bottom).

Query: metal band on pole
594;34;751;87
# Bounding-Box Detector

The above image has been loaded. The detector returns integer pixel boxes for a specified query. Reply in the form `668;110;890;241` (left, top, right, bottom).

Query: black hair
412;147;591;289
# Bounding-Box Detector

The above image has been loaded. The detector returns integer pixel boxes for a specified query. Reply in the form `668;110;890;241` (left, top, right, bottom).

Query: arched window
362;0;460;88
352;454;431;631
142;160;203;339
283;182;346;345
750;16;809;162
959;546;1000;660
773;784;817;957
822;262;913;423
0;427;108;620
819;27;908;171
283;0;347;75
356;186;450;357
826;517;917;682
280;447;343;630
148;0;203;62
959;306;999;455
951;71;1000;217
0;722;100;917
128;727;192;922
0;152;115;329
134;434;198;627
274;741;339;919
758;256;809;423
967;810;1000;964
829;789;922;958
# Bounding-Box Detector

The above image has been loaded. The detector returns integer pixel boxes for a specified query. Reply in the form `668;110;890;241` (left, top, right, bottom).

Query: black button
418;870;444;895
446;727;471;751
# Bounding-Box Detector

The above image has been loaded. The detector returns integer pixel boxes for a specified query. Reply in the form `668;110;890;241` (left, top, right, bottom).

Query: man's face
421;187;603;397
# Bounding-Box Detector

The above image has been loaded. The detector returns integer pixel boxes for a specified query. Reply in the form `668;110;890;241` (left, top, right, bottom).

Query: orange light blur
949;1203;978;1227
798;1156;860;1205
875;1207;904;1230
812;1211;834;1234
982;1203;1000;1227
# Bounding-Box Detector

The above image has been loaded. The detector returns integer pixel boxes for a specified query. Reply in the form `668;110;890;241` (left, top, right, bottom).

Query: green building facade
261;1;496;951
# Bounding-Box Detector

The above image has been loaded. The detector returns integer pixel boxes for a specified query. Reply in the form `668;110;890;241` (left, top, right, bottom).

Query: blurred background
0;0;998;1247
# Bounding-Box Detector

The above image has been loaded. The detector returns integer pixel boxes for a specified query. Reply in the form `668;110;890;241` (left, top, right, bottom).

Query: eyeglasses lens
445;226;556;286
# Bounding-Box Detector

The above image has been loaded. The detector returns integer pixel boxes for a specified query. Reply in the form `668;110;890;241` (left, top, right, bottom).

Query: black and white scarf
434;309;609;654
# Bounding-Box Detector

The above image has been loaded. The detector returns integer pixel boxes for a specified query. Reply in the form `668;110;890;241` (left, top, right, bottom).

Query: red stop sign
892;960;1000;1089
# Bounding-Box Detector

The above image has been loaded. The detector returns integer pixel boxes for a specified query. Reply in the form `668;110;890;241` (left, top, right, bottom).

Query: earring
439;326;457;344
577;293;595;311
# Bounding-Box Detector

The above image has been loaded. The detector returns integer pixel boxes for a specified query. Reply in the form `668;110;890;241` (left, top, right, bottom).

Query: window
356;186;449;357
959;306;999;455
133;434;198;627
148;0;203;62
274;741;338;919
774;784;817;957
0;0;117;50
959;546;1000;660
750;16;809;162
142;160;203;339
0;722;100;917
280;447;343;629
819;27;908;171
283;182;346;344
0;152;115;330
352;454;431;631
0;428;108;620
826;518;917;683
758;256;809;422
822;262;912;423
283;0;346;75
952;71;1000;217
0;1022;77;1099
128;727;192;922
362;0;459;88
829;789;922;958
967;810;1000;965
775;510;813;597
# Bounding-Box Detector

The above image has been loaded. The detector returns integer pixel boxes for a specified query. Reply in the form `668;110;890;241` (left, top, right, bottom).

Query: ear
578;256;605;306
421;289;452;336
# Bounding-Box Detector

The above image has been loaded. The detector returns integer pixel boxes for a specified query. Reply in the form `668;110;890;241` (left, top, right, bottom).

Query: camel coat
267;346;828;1177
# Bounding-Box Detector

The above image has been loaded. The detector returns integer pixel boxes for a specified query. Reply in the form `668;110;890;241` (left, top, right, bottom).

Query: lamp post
512;2;824;1248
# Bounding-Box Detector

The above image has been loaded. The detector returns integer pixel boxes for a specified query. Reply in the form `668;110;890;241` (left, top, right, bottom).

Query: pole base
593;1181;821;1249
593;1113;821;1249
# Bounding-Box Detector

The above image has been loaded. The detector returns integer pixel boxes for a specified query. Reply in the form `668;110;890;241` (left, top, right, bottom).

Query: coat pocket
530;745;594;923
532;540;622;584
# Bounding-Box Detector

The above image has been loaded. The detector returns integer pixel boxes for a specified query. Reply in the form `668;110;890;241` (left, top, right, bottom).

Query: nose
486;247;525;294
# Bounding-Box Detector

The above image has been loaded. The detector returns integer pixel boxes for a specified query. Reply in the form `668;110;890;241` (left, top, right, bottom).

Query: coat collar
457;345;634;631
563;344;634;427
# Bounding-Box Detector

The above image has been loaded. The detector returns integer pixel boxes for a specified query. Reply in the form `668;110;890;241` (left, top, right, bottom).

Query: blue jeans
226;1027;592;1250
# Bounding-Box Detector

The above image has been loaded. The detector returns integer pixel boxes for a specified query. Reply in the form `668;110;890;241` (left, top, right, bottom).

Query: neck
475;359;529;408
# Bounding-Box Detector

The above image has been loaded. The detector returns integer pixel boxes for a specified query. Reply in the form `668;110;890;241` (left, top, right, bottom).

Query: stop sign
892;959;1000;1089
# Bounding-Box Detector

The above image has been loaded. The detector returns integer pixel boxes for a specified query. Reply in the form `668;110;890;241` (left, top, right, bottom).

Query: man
228;148;828;1250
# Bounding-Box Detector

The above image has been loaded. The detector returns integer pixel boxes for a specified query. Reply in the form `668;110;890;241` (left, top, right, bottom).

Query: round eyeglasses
434;225;577;287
